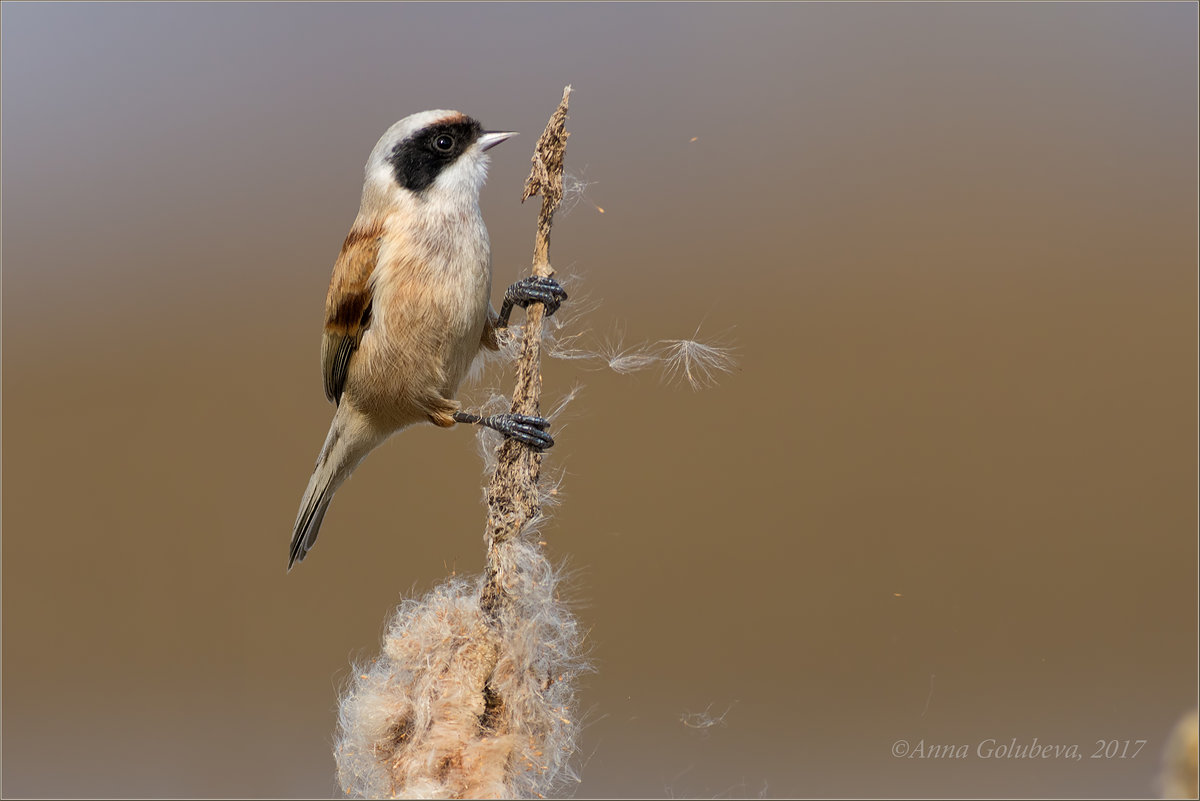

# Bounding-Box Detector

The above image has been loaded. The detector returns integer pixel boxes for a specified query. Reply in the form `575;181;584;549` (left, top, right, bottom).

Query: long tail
289;404;381;571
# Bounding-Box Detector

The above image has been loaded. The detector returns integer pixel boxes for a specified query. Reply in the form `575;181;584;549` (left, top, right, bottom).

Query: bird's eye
433;134;455;153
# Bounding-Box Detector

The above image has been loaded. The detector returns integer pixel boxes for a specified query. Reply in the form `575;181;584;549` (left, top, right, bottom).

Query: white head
362;110;515;211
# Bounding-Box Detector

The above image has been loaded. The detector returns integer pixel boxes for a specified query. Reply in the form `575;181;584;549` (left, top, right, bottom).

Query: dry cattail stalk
334;87;583;800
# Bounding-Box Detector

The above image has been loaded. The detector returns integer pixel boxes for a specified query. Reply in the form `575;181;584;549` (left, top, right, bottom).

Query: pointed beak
478;130;517;152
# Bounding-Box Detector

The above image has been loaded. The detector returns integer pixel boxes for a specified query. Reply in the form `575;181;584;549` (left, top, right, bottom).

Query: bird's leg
495;276;568;329
453;410;555;450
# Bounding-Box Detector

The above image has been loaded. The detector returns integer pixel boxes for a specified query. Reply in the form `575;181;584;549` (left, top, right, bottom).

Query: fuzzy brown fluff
334;542;582;799
1161;710;1199;799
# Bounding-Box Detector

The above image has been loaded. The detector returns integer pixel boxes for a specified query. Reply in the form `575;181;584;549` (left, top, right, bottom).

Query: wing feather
321;221;383;404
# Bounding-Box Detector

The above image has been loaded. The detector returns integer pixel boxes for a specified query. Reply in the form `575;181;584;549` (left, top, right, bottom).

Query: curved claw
483;413;555;450
453;410;555;449
497;276;569;327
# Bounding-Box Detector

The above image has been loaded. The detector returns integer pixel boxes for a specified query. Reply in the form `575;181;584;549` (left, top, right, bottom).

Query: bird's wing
321;222;383;404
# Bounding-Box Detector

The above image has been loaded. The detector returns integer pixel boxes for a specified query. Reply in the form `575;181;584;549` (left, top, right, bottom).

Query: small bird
289;110;567;570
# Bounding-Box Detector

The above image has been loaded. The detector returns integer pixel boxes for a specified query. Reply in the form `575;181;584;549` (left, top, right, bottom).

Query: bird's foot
496;276;568;327
453;411;554;450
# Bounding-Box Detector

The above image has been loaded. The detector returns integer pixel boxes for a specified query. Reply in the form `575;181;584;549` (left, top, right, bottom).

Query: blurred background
3;2;1196;797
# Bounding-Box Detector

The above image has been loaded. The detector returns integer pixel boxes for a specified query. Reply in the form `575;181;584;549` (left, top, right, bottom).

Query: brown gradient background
3;2;1196;798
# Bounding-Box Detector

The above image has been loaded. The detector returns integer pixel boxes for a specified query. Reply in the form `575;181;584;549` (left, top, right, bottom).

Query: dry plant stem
482;85;571;619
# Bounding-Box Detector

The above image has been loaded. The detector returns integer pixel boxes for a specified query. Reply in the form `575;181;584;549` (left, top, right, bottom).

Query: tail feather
288;406;381;571
289;467;335;570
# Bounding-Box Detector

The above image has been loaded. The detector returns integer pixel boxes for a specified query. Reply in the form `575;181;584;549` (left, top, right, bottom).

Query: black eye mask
387;119;484;193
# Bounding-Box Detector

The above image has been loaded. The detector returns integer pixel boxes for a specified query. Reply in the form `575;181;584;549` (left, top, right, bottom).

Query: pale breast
348;209;492;424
